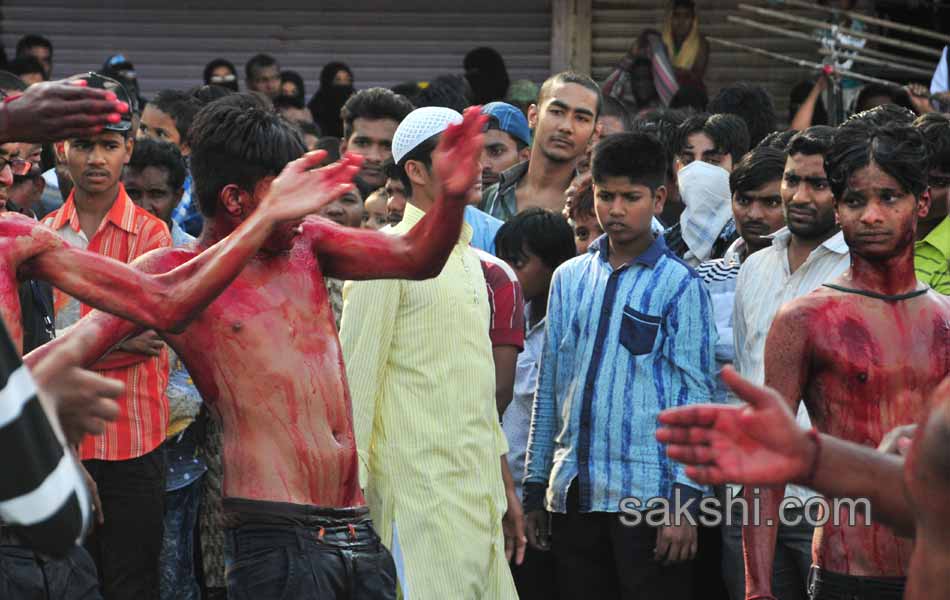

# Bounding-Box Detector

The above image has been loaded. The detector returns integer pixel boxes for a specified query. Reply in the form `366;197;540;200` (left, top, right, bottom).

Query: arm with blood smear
741;306;811;600
312;107;487;281
19;151;360;334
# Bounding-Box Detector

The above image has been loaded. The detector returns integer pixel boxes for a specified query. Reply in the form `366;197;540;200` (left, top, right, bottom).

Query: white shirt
931;46;948;95
732;227;850;501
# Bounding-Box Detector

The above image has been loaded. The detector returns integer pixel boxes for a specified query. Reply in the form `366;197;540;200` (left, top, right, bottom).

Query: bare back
153;237;364;508
799;287;950;576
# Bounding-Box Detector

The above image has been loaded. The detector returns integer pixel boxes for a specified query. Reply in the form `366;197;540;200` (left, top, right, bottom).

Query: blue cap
481;101;531;147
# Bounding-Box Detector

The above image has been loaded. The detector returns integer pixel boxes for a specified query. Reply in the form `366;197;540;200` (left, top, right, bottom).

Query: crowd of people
0;0;950;599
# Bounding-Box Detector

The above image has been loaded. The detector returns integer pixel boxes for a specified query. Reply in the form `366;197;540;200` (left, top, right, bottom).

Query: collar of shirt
495;160;530;196
48;184;137;237
396;201;474;245
721;236;747;266
170;220;195;247
916;215;950;262
589;232;668;270
766;226;849;257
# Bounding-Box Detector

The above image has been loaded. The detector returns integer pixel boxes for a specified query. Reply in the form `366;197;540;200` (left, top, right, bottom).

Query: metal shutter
1;0;552;98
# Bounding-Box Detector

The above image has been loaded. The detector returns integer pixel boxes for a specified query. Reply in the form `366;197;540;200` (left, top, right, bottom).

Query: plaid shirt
44;185;172;461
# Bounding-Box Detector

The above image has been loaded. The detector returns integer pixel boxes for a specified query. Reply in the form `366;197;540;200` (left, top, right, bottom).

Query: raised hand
260;151;363;223
432;106;487;201
0;79;129;143
655;367;812;486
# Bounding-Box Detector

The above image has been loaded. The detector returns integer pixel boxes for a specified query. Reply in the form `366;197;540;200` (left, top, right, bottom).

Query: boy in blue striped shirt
523;132;717;599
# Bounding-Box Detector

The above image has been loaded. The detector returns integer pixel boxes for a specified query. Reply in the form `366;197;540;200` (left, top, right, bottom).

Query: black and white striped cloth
0;320;89;557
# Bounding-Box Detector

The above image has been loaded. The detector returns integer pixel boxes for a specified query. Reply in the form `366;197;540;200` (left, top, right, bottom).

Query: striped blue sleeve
664;275;717;491
523;266;567;509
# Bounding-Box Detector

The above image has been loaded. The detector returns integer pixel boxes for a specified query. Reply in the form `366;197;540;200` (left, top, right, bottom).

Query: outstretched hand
261;151;363;223
432;106;487;201
1;79;130;143
655;367;812;486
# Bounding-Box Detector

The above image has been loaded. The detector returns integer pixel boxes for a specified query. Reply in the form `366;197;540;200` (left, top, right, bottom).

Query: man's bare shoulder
772;287;839;329
131;244;200;274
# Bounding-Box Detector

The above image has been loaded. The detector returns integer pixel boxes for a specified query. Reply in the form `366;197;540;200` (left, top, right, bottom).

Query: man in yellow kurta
340;107;519;599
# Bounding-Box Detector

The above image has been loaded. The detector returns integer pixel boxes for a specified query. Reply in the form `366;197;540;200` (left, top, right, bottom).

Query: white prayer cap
392;106;463;164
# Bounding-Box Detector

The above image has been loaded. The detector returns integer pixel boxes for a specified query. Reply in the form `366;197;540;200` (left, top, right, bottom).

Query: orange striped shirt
44;185;172;461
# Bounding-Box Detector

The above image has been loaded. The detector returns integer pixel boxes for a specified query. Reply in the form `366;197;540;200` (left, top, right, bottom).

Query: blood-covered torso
801;287;950;576
154;233;364;508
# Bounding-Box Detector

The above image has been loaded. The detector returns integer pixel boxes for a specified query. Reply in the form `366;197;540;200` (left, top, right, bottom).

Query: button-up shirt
503;308;545;501
733;227;850;500
914;216;950;295
697;237;745;404
44;186;172;461
524;234;716;514
340;202;515;598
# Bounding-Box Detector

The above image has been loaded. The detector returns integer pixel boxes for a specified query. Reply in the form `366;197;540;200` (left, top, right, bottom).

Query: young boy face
64;132;133;195
504;245;553;303
572;211;603;255
362;190;388;230
139;105;185;153
593;176;664;248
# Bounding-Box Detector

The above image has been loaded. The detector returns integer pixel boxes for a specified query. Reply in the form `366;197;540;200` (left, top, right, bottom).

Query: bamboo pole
816;48;934;77
777;0;950;45
737;3;942;58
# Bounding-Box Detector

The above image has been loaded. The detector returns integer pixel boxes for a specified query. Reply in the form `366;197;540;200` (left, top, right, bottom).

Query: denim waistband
222;497;373;544
808;565;905;599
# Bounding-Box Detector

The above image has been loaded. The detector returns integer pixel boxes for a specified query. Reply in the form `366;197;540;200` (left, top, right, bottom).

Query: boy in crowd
244;53;280;100
480;101;532;189
496;207;576;600
340;87;414;196
524;132;716;599
565;175;603;255
363;188;389;230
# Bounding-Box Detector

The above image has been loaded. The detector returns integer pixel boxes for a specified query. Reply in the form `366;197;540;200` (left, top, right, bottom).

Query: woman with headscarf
463;47;510;105
280;70;306;104
307;61;354;138
662;0;710;84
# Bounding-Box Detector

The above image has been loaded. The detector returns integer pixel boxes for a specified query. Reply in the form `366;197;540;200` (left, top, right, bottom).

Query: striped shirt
914;216;950;295
696;238;745;404
524;234;716;514
0;319;90;556
44;186;172;461
340;202;516;598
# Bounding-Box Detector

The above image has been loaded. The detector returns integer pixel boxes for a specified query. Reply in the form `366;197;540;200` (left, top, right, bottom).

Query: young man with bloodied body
737;117;950;600
28;96;486;599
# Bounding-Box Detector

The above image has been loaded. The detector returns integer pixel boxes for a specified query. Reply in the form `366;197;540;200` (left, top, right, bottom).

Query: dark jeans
720;491;815;600
0;542;102;599
160;478;204;600
223;499;396;600
550;484;692;600
807;566;905;600
510;544;557;600
83;447;166;600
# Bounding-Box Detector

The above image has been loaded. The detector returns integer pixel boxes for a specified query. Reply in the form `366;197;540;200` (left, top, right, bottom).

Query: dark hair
707;83;777;148
914;112;950;173
340;87;414;141
316;137;341;162
464;46;510;105
0;70;27;94
495;208;576;271
569;184;595;220
273;94;306;111
757;129;798;151
396;134;439;196
391;81;423;106
538;71;603;119
15;35;52;60
846;103;916;128
203;58;238;90
280;70;306;103
297;121;321;139
675;113;750;163
188;83;236;106
669;83;708;112
188;93;305;217
591;132;668;192
148;89;202;141
729;146;787;196
7;56;44;78
127;138;187;192
245;53;278;81
485;117;528;151
631;108;688;180
786;125;835;158
319;62;352;90
601;95;632;132
415;74;471;114
826;120;929;201
853;83;914;115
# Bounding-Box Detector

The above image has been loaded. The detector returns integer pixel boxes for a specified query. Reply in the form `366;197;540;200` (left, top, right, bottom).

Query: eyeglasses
0;157;32;177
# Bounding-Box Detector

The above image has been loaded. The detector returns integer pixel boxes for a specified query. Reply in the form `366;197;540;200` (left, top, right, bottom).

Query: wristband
801;428;821;487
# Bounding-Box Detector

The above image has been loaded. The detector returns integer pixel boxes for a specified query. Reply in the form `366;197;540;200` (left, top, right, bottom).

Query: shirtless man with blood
29;97;487;598
666;118;950;599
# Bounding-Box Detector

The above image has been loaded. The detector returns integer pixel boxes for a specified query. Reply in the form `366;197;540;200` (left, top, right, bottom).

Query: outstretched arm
313;107;487;281
657;366;915;537
21;151;360;333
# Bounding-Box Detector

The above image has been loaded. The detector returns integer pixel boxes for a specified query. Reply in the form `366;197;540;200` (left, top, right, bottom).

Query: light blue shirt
524;234;717;513
464;205;503;255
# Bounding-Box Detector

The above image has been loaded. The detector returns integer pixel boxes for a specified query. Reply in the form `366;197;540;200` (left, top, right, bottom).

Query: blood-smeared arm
741;306;812;599
313;107;487;282
656;367;917;538
20;151;360;333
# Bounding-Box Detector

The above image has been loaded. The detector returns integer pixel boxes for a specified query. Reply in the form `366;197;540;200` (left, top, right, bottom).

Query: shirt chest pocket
619;307;661;356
